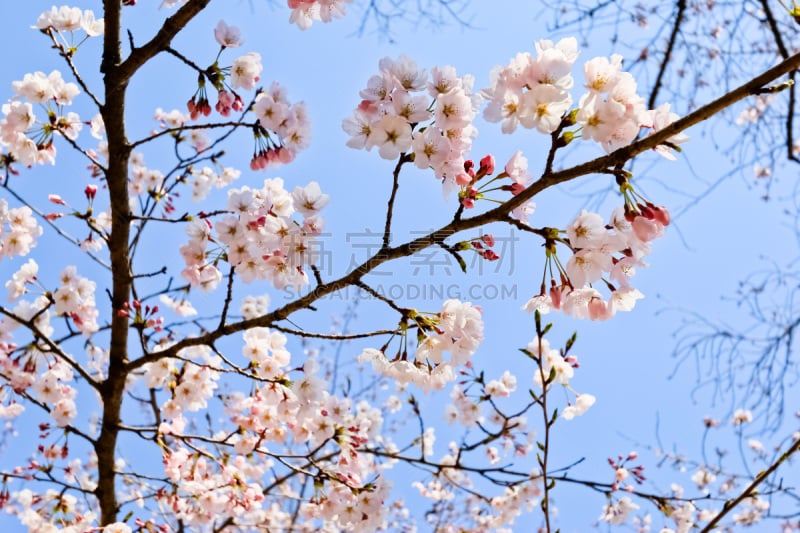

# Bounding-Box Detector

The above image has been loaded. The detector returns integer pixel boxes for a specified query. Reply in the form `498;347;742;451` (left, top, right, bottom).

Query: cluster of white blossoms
410;439;541;530
35;5;104;36
0;70;82;166
359;299;484;391
179;178;328;292
732;496;771;526
691;467;717;492
148;348;394;531
160;348;222;434
445;385;485;427
240;293;270;319
488;481;543;529
250;82;312;169
242;326;291;380
162;0;352;30
343;56;481;196
599;496;639;525
526;336;595;420
6;259;37;301
32;359;78;427
483;38;578;135
128;152;167;197
483;39;688;158
0;200;42;259
524;203;668;320
287;0;354;29
53;265;99;336
0;291;52;351
152;108;211;152
346;45;686;210
189;165;242;201
7;489;99;532
576;54;649;153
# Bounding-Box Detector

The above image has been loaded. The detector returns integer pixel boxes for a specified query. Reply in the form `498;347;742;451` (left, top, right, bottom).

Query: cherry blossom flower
36;6;103;35
732;408;753;425
649;102;689;160
230;52;262;91
214;20;243;48
599;496;639;525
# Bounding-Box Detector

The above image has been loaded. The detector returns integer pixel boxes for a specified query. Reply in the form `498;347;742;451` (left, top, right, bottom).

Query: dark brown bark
95;0;211;524
96;0;131;524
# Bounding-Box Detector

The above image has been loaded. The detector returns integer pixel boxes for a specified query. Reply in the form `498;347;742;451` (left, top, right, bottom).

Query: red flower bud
652;206;670;226
479;154;495;175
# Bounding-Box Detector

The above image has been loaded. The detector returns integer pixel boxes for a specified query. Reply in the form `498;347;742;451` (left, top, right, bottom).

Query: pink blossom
214;20;243;48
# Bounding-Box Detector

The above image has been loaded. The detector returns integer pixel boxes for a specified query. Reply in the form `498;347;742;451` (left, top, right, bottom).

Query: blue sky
0;1;798;530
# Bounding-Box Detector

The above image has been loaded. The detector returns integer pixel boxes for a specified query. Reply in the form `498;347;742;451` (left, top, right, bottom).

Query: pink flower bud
455;172;471;186
215;100;231;117
357;100;378;114
48;194;66;205
232;94;245;112
250;153;267;171
84;185;97;200
200;100;212;117
277;146;295;164
479;154;495;175
481;234;495;247
652;206;670;226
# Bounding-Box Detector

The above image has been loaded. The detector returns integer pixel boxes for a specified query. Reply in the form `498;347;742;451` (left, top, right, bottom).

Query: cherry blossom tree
0;2;798;532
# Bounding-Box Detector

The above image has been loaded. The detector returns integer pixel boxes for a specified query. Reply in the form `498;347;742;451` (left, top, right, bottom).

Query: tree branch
117;0;212;83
